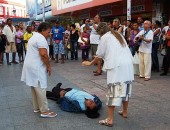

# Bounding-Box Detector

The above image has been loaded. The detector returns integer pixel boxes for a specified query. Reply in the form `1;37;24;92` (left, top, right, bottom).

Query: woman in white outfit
21;23;57;118
82;22;134;127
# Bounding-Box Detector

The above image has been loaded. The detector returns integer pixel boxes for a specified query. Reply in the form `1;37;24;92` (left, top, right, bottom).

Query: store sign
57;0;93;10
99;10;112;16
123;5;145;14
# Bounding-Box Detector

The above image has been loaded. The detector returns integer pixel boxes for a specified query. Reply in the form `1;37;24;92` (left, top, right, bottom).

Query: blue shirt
138;24;144;31
51;26;65;40
64;89;94;111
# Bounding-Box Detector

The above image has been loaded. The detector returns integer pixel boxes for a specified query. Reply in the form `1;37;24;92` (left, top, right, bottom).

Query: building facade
0;0;26;23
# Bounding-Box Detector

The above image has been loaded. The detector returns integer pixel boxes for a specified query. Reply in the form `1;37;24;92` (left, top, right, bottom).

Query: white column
127;0;131;20
42;0;45;22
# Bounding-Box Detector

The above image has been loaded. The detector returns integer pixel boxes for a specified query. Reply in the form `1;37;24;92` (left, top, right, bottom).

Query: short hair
113;18;121;24
144;20;151;26
85;107;100;119
95;14;101;20
15;25;19;28
37;22;51;32
155;20;161;27
70;24;76;29
6;18;12;23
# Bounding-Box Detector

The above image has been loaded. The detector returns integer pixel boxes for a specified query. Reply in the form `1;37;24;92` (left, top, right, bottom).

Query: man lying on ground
46;83;102;118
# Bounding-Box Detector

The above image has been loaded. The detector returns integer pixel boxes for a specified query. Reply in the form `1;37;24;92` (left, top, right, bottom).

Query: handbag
161;48;166;56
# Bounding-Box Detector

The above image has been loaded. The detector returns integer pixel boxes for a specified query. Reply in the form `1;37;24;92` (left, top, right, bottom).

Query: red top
167;30;170;47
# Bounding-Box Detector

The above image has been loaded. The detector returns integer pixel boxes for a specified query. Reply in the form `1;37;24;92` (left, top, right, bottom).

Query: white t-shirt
3;25;16;42
21;32;49;88
90;24;100;45
135;30;154;53
162;26;169;33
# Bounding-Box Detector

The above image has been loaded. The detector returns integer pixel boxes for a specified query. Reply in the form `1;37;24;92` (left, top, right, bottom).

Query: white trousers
139;52;152;78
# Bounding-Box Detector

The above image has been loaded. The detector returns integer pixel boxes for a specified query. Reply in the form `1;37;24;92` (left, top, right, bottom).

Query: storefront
52;0;154;23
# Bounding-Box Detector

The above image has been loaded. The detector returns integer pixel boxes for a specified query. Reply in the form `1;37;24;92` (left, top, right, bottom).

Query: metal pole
127;0;131;20
42;0;45;22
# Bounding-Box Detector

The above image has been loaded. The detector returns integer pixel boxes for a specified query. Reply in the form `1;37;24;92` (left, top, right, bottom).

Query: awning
11;18;30;22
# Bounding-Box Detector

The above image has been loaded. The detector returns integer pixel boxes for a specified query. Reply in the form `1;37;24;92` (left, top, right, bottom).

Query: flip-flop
118;111;127;118
99;119;113;127
40;112;57;118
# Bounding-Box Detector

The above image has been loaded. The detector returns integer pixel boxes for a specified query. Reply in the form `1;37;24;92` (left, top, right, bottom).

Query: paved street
0;53;170;130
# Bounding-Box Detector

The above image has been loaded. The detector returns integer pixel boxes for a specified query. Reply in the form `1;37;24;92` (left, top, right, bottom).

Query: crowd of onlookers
0;16;170;78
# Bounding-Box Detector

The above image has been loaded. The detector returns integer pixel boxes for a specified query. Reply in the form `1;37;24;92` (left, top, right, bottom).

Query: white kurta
96;31;134;84
21;32;49;88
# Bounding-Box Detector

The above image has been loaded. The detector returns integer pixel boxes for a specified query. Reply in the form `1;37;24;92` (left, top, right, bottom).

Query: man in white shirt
134;20;154;81
90;14;102;76
3;18;17;65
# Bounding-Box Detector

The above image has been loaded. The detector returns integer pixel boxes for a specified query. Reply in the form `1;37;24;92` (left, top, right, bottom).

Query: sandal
34;109;40;113
40;111;57;118
118;111;127;118
99;118;113;127
144;78;150;81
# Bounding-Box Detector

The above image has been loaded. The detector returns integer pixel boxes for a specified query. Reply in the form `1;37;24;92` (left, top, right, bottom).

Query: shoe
7;62;11;65
160;73;167;76
118;111;127;118
144;78;150;81
34;109;40;113
94;72;102;76
12;61;18;64
40;112;57;118
99;118;113;127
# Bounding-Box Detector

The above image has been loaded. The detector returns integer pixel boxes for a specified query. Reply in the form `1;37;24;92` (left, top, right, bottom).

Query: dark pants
70;40;78;60
163;47;170;74
82;47;89;60
152;42;160;71
49;45;54;58
129;46;135;56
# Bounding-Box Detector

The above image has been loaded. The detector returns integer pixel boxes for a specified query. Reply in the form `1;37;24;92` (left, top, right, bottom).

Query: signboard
57;0;93;10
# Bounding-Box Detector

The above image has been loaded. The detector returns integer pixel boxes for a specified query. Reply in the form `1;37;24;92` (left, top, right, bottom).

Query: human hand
47;65;51;76
82;61;92;66
60;90;66;97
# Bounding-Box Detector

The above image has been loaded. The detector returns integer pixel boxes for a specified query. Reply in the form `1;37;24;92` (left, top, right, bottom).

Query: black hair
70;24;76;29
37;22;51;32
6;18;12;23
95;14;101;20
85;107;100;119
155;20;161;27
15;25;19;28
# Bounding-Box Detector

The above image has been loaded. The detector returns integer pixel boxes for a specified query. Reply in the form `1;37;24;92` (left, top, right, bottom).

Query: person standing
113;18;123;34
70;24;79;60
160;20;170;76
90;14;102;76
137;17;144;31
0;25;6;65
152;21;162;72
51;21;65;64
134;20;154;81
23;26;33;54
15;25;24;63
82;22;134;127
21;22;57;118
19;22;25;62
128;22;139;56
3;18;17;65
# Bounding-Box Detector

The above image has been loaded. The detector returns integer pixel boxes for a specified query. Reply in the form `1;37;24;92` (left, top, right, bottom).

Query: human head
97;22;125;47
26;26;32;33
107;21;113;28
113;18;121;27
137;17;143;25
6;18;12;26
15;25;19;31
85;18;90;25
168;20;170;27
38;22;51;38
85;99;99;118
144;20;151;30
94;14;101;24
154;20;161;28
127;20;131;27
83;26;87;32
70;24;76;30
132;22;138;30
66;25;70;30
55;21;60;27
19;22;24;29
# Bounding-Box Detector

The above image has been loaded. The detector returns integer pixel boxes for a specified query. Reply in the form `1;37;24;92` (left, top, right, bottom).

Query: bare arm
82;56;101;66
118;26;123;33
39;48;51;76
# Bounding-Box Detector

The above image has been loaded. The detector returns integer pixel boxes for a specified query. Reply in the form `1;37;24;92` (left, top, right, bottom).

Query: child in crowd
80;27;90;61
